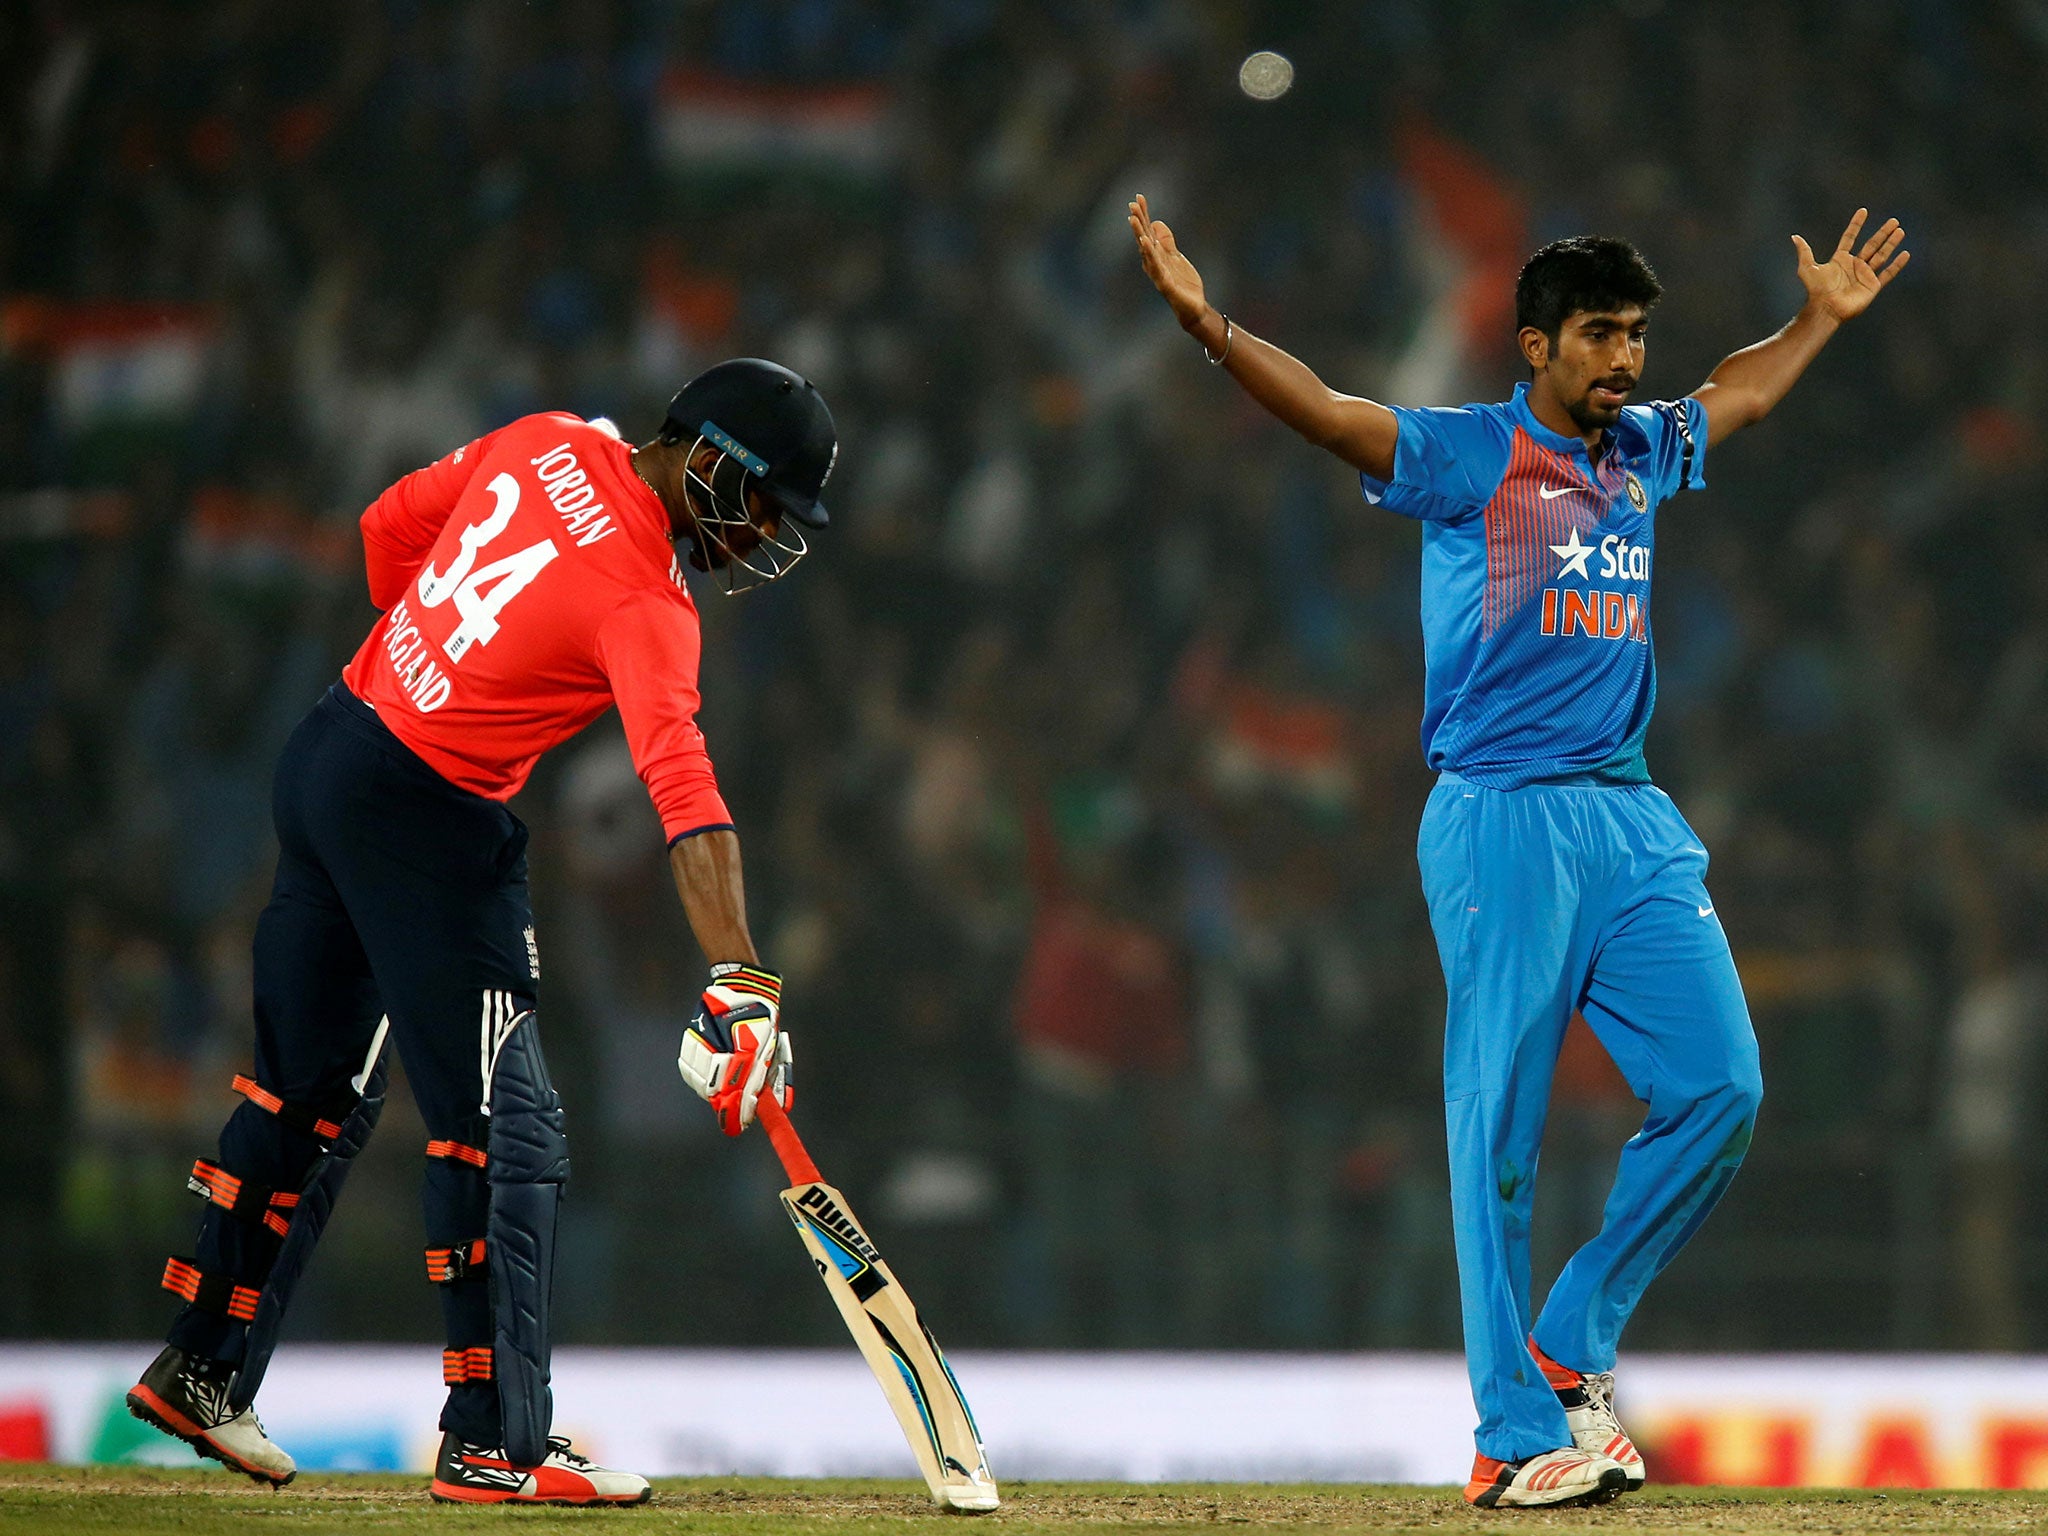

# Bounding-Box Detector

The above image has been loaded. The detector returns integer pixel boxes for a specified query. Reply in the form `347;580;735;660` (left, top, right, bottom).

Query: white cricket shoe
1463;1447;1629;1508
1531;1339;1647;1491
431;1431;652;1505
127;1345;296;1486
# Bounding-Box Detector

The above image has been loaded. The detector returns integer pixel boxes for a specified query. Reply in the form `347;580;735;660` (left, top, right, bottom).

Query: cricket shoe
126;1345;296;1486
1530;1338;1646;1491
431;1430;652;1505
1463;1447;1628;1508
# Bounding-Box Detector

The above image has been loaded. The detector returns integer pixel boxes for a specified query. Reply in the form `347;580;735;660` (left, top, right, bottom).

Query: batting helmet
660;359;836;593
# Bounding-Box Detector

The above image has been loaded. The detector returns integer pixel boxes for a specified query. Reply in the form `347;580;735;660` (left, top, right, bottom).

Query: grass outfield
0;1469;2044;1535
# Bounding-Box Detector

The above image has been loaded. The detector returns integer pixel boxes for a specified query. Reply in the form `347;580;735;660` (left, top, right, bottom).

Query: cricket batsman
1133;194;1907;1507
125;359;837;1504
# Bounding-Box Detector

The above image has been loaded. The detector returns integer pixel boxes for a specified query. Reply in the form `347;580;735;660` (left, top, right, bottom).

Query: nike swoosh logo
1539;484;1575;500
1697;904;1715;917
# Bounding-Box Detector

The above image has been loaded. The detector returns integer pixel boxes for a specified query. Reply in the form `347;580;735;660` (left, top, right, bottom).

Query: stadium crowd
2;0;2044;1354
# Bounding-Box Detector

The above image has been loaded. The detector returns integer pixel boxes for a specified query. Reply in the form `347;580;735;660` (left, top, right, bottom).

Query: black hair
1514;236;1663;342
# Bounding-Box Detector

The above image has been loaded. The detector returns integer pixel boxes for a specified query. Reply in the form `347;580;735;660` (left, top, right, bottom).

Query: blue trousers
166;684;540;1444
1417;774;1762;1462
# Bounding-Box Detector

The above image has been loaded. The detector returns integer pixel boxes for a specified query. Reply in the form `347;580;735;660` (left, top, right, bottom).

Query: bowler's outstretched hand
1129;193;1210;332
1792;208;1909;323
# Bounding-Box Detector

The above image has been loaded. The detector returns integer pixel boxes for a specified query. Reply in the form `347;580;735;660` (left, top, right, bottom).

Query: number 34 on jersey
382;443;619;713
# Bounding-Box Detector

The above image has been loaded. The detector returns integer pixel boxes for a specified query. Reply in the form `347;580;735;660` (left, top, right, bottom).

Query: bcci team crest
1625;472;1647;513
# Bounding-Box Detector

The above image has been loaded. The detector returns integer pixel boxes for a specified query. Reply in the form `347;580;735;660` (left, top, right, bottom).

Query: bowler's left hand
1793;208;1909;322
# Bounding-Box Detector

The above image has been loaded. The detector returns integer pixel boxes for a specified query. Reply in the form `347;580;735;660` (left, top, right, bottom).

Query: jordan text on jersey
529;444;620;548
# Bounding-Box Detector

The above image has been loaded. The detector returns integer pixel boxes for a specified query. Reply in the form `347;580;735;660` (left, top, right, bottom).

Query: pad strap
188;1159;299;1237
162;1256;260;1322
426;1240;488;1284
232;1074;352;1142
443;1346;495;1384
426;1139;488;1167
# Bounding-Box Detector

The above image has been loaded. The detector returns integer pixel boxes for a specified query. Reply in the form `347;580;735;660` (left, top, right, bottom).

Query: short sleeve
1624;397;1709;503
594;589;733;842
1358;406;1514;523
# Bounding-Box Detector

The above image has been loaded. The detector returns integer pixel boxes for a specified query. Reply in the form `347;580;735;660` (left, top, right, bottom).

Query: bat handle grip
753;1092;822;1186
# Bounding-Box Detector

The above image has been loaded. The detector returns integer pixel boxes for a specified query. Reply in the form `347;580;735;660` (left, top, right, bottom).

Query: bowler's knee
1733;1057;1764;1121
1660;1039;1762;1148
1723;1031;1764;1122
1695;1044;1763;1158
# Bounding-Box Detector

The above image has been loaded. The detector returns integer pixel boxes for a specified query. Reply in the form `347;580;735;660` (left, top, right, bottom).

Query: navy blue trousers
166;683;543;1444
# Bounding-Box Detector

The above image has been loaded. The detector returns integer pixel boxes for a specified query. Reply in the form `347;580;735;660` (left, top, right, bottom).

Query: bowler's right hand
1129;193;1212;333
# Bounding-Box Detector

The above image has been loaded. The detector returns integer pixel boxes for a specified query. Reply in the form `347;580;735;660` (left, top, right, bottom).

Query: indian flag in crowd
1383;114;1527;409
657;70;896;183
2;296;214;435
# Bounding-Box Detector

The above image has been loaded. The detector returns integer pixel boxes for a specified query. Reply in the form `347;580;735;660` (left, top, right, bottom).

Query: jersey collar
609;434;676;536
1508;381;1612;460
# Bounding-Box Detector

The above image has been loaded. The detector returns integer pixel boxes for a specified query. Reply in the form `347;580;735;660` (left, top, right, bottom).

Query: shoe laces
546;1437;593;1468
1579;1372;1622;1430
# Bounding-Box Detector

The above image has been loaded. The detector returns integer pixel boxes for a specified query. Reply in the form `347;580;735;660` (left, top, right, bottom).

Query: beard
1566;377;1634;432
1566;396;1620;432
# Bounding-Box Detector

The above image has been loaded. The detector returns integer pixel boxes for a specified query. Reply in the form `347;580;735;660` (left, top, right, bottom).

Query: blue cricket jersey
1361;382;1707;787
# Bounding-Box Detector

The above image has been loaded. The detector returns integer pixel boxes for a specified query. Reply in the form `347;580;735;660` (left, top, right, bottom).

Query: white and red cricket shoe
1463;1446;1628;1508
126;1345;296;1487
430;1431;651;1505
1529;1337;1647;1492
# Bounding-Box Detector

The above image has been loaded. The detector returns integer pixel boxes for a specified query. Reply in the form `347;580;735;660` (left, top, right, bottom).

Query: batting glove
677;963;791;1136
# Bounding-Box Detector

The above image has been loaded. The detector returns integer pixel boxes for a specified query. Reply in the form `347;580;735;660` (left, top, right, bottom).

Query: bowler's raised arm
1691;207;1910;447
1130;193;1400;482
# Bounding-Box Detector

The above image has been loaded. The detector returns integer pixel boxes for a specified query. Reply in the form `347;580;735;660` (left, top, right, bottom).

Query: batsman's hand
678;963;792;1136
1129;193;1211;333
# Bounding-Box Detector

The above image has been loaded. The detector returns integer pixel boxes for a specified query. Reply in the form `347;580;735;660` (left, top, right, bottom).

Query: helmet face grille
682;432;809;595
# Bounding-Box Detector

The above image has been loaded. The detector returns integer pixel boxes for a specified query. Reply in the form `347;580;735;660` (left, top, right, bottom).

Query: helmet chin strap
680;433;810;595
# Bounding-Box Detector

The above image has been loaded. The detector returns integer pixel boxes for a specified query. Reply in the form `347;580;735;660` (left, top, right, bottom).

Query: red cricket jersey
341;412;731;841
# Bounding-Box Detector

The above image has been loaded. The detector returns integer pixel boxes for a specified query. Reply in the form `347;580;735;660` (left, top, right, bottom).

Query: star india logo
1550;526;1595;579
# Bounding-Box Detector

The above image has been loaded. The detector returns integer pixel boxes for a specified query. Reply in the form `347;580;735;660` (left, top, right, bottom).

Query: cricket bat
755;1094;998;1512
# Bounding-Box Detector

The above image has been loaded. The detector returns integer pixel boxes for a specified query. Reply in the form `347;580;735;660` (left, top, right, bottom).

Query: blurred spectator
1009;791;1187;1345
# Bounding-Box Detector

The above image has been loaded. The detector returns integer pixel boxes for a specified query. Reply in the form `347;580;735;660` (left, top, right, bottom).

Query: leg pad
188;1160;299;1238
485;1009;568;1468
161;1258;260;1322
427;1241;488;1283
227;1027;391;1412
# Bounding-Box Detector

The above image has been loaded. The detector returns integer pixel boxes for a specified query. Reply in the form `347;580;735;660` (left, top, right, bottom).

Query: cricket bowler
1132;193;1907;1507
125;358;836;1504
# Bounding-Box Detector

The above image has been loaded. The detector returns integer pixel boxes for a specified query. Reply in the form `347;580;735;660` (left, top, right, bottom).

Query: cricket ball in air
1238;51;1294;101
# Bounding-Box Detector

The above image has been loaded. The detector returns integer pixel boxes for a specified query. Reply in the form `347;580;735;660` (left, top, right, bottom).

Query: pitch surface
0;1468;2043;1534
